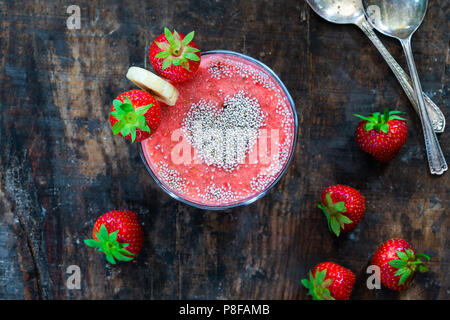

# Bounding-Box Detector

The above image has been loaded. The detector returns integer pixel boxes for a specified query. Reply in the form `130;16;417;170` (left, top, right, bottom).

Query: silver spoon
361;0;447;175
305;0;445;133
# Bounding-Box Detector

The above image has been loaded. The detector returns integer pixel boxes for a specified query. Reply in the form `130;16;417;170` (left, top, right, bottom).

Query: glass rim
139;49;299;211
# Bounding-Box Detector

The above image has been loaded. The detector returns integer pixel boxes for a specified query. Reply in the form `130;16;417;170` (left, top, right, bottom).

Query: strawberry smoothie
141;51;297;209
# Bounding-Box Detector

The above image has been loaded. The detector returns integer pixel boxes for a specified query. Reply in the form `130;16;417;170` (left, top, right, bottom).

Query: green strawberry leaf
118;103;134;113
123;97;132;105
390;115;407;121
185;52;200;61
109;230;119;242
301;279;311;289
394;268;407;277
155;51;170;59
156;41;170;50
121;127;131;138
332;201;347;212
181;60;190;71
182;31;195;46
185;46;200;53
317;203;328;214
99;224;109;239
162;59;172;70
113;99;123;108
110;110;122;119
119;247;135;256
130;127;137;143
325;192;334;207
112;251;134;262
405;249;415;258
139;124;151;133
317;269;327;283
389;259;407;269
337;213;352;224
84;239;100;247
383;108;390;122
112;121;125;135
106;254;116;265
330;218;341;237
364;122;375;131
135;104;152;116
354;114;373;122
137;115;147;126
137;114;146;122
164;27;175;46
398;270;411;285
396;250;408;261
173;29;181;41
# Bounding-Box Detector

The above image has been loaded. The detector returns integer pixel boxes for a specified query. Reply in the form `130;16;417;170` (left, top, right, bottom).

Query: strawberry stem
301;269;335;300
110;97;152;143
156;28;200;71
388;249;430;286
84;224;135;265
354;108;406;133
318;192;353;237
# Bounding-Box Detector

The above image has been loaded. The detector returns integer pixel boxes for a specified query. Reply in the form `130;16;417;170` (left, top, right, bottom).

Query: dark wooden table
0;0;448;300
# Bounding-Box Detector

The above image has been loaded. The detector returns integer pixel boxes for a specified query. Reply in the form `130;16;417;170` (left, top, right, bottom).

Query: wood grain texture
0;0;448;300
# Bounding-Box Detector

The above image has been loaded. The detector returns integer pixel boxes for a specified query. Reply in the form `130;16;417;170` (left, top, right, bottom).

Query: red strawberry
302;262;355;300
354;108;407;163
371;238;430;291
84;210;144;264
149;28;201;83
318;185;365;236
109;90;161;143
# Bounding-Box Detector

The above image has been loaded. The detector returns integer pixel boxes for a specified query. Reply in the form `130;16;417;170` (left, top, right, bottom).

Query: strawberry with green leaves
354;108;407;163
318;185;366;237
371;238;430;291
109;90;161;143
149;28;201;83
84;210;144;265
302;262;355;300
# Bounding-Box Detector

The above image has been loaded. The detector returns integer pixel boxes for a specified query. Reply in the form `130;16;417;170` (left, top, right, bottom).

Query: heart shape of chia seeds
182;91;266;171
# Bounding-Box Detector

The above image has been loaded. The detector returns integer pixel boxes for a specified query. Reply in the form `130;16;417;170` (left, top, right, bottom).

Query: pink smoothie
141;52;296;207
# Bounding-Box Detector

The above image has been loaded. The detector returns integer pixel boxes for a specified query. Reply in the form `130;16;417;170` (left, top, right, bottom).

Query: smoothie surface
142;52;296;207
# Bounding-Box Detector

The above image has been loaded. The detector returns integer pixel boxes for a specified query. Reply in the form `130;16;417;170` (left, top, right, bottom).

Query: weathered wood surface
0;0;448;300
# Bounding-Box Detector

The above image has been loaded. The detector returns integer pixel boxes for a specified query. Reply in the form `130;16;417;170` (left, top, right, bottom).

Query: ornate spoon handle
400;37;447;175
356;17;445;133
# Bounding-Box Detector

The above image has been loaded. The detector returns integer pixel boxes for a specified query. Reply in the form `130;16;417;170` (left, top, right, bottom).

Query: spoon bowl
306;0;364;24
361;0;428;39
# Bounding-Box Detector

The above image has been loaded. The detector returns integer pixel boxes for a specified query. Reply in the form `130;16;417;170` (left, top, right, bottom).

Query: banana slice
126;66;179;106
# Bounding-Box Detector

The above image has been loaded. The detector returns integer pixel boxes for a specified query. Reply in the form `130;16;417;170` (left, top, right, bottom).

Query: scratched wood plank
0;0;448;300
